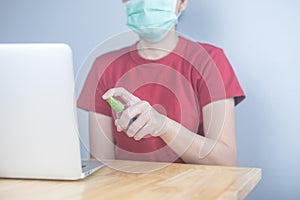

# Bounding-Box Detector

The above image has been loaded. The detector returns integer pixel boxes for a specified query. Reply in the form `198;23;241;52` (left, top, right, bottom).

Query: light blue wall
1;0;299;199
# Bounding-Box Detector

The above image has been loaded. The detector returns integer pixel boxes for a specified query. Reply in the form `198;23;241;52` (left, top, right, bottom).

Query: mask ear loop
175;0;183;20
177;11;182;18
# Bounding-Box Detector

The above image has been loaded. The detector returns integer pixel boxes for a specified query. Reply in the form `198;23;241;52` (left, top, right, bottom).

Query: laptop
0;43;103;180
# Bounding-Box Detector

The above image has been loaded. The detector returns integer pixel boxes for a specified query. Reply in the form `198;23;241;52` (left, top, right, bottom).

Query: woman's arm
160;98;237;166
89;112;115;160
102;88;237;166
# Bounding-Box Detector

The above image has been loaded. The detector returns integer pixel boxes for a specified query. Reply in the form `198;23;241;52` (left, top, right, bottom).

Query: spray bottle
106;97;137;128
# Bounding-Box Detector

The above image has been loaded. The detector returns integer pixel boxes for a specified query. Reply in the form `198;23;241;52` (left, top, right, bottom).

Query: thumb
102;87;140;105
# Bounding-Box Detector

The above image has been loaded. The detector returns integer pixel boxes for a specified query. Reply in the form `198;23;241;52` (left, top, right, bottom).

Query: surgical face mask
126;0;180;43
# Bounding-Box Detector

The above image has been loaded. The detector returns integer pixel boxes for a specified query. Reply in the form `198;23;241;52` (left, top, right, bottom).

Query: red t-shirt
77;37;245;163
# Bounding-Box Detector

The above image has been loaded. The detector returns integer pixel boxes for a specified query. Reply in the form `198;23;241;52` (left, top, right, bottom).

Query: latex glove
102;87;168;140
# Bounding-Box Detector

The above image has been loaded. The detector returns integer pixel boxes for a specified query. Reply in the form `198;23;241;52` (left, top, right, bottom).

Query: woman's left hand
102;87;169;140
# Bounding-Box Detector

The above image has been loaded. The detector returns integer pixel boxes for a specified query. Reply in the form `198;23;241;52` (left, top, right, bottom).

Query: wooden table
0;160;261;200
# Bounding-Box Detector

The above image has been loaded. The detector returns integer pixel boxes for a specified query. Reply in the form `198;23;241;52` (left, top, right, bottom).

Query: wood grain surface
0;160;261;200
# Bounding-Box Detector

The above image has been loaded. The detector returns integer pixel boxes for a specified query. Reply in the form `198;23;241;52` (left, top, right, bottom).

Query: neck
137;28;179;60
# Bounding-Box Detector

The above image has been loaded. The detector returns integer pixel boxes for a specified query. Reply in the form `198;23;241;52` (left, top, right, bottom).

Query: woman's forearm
160;118;237;166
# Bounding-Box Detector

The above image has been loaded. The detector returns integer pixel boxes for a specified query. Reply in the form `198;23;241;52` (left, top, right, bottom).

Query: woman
78;0;245;165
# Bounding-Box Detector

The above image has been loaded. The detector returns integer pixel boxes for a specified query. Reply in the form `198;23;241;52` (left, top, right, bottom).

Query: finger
118;101;151;131
102;87;123;99
114;119;123;132
131;110;152;140
126;110;151;138
102;87;140;105
133;124;153;141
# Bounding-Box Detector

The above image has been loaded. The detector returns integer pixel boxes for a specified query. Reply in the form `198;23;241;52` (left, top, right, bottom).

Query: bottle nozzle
106;97;125;113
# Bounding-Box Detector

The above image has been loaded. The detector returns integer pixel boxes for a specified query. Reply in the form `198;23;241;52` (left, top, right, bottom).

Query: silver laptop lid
0;44;83;180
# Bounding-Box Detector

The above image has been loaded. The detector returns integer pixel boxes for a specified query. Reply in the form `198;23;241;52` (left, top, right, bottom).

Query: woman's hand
102;87;169;140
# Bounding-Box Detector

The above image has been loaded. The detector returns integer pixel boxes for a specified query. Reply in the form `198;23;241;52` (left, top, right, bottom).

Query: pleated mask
126;0;179;43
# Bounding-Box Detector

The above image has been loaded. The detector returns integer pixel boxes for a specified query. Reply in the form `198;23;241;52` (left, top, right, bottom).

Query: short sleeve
77;45;134;116
77;57;112;116
197;47;245;108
